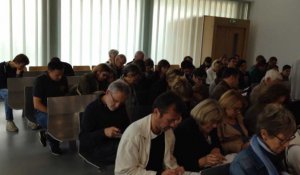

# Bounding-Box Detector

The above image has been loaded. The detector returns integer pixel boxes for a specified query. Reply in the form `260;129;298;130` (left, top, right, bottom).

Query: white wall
247;0;300;68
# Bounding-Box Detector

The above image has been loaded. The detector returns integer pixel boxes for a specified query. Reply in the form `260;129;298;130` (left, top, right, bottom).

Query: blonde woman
174;99;225;172
218;90;249;154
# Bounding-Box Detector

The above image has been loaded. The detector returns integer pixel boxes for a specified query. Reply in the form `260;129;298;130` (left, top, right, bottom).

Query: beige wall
247;0;300;68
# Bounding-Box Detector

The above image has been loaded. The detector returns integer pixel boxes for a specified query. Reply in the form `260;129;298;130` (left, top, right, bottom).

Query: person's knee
35;112;48;128
0;90;8;99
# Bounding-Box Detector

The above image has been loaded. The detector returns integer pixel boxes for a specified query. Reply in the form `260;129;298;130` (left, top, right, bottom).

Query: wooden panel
23;71;45;77
73;66;91;71
24;86;35;122
47;94;98;141
7;77;36;109
29;66;48;71
7;76;81;109
212;26;248;59
201;16;215;61
74;71;91;76
170;64;180;69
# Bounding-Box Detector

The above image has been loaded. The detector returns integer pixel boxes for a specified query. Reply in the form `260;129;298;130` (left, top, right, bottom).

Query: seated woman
230;104;297;175
218;90;249;154
174;99;225;172
69;63;111;95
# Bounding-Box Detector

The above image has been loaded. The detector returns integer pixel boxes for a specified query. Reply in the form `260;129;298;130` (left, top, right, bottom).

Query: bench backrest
29;66;48;71
23;71;45;77
73;66;91;71
7;76;82;110
47;94;98;141
74;71;91;76
7;77;36;109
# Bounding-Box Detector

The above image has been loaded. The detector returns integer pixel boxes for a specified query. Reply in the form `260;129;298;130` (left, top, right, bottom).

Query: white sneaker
6;121;19;132
27;120;39;130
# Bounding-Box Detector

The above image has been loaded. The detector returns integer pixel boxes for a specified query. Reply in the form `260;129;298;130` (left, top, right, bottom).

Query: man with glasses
115;91;186;175
79;79;130;167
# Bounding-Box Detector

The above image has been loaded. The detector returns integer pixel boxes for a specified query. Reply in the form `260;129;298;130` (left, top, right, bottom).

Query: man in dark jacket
0;54;29;132
210;68;239;100
79;79;130;167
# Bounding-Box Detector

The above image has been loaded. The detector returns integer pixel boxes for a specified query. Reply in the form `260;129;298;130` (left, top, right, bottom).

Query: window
0;0;249;66
60;0;144;66
0;0;44;66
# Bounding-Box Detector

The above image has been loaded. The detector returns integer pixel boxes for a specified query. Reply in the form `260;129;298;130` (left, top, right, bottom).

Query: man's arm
115;135;156;175
287;146;300;174
33;96;47;113
33;76;47;112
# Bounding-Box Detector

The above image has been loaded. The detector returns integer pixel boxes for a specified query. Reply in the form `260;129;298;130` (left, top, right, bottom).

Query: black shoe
50;145;62;156
39;131;47;147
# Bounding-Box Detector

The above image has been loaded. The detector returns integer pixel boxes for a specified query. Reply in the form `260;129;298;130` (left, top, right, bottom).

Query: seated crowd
1;51;300;175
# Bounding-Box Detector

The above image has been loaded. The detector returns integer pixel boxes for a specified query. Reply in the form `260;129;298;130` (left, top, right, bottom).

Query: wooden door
211;17;249;60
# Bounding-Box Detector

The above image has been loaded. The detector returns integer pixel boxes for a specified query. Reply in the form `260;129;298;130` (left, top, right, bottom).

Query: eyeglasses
109;92;119;104
273;134;296;145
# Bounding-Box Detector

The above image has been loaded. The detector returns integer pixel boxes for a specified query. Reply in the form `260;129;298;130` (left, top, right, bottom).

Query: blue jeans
0;89;14;121
35;110;59;147
35;111;48;129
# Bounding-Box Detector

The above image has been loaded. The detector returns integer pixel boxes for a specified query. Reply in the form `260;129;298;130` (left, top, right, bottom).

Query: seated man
250;69;282;104
79;80;130;166
69;63;111;95
33;59;68;155
0;54;30;132
115;91;186;175
210;68;239;100
110;54;127;79
50;57;75;76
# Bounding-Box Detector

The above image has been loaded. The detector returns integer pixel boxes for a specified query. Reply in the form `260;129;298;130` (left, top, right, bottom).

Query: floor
0;103;113;175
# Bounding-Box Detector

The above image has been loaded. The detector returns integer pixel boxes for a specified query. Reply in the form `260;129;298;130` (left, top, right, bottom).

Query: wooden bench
7;76;82;110
7;77;36;109
170;64;180;69
74;71;91;76
73;66;91;71
23;71;45;77
29;66;48;71
24;86;35;122
25;70;90;77
47;94;98;142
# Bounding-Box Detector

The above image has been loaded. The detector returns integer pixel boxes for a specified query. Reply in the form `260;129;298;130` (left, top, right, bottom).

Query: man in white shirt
115;91;186;175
